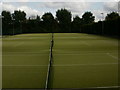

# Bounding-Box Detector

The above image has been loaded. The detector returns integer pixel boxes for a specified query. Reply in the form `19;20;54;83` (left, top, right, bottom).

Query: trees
2;11;12;24
81;16;119;36
2;11;12;35
12;10;26;34
42;12;54;22
42;12;55;32
56;8;72;32
72;16;83;32
36;15;41;22
82;11;95;25
12;10;26;22
105;12;119;21
1;9;119;37
2;10;26;35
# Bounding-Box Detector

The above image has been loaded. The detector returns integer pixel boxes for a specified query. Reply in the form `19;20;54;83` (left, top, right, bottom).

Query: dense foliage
1;9;119;37
56;9;72;32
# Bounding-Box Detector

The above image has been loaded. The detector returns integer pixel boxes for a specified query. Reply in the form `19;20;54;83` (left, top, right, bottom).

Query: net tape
45;33;54;89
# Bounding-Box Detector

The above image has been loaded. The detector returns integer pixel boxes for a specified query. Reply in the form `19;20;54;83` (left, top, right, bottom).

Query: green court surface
2;33;119;89
2;34;51;88
51;33;118;89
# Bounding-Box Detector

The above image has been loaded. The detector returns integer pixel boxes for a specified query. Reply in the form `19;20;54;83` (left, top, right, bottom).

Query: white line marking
55;37;101;39
2;65;48;67
3;52;117;54
1;63;118;67
4;51;49;53
2;54;48;56
3;37;50;40
81;41;91;46
53;52;117;55
54;53;105;55
53;50;117;53
85;86;120;89
56;37;81;38
13;42;24;47
106;53;118;60
53;63;118;67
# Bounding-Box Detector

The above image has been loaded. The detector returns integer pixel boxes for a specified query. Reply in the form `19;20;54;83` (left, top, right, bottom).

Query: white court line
2;63;118;67
56;37;80;38
2;52;48;56
106;53;118;60
84;86;120;89
55;37;111;40
53;52;117;55
2;55;48;56
81;41;91;46
2;52;49;56
55;37;99;39
1;65;48;67
13;42;24;47
53;63;118;67
54;53;106;55
53;50;117;53
3;37;50;40
3;52;49;54
2;52;118;57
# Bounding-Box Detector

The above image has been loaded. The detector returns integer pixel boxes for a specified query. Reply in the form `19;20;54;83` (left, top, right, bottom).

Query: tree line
1;8;120;37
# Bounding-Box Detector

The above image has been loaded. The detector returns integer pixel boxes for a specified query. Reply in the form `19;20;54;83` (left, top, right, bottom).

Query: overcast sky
0;0;119;21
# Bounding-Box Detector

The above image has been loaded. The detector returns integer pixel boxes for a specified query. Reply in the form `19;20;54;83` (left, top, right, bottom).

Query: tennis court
51;33;118;89
2;34;51;88
2;33;119;89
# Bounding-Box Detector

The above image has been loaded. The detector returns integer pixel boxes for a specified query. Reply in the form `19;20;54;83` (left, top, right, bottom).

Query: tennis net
45;33;54;89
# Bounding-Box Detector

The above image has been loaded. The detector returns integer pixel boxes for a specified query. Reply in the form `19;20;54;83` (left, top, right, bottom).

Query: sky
0;0;119;21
